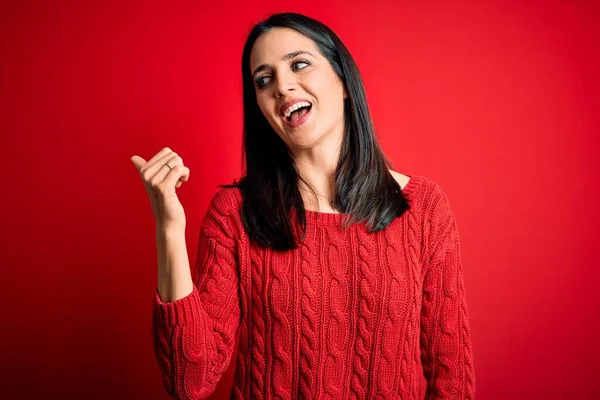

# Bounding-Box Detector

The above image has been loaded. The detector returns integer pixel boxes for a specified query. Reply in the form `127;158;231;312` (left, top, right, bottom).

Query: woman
132;12;475;400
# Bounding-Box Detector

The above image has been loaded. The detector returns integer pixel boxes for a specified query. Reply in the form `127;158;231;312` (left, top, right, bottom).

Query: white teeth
283;101;311;118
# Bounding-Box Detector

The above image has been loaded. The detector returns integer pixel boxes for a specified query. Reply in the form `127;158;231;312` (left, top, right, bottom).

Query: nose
274;73;297;98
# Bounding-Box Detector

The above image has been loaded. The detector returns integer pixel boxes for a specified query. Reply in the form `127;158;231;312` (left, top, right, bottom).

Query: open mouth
284;103;312;122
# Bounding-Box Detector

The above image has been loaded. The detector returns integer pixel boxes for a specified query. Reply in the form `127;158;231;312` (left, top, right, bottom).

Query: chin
285;129;324;150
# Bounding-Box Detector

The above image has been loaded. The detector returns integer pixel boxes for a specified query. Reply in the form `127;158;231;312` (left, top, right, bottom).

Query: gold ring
165;163;173;170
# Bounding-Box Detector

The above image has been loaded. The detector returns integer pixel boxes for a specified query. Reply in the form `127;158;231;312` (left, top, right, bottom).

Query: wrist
155;223;186;237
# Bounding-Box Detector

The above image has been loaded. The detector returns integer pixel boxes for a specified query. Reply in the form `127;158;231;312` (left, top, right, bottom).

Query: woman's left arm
419;183;476;399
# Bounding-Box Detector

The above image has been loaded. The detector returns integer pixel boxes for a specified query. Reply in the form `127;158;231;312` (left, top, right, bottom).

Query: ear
343;87;349;99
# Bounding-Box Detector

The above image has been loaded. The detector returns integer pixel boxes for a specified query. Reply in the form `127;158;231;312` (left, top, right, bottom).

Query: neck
291;132;342;211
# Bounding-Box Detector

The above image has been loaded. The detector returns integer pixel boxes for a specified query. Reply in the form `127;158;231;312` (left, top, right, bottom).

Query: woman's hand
130;147;190;232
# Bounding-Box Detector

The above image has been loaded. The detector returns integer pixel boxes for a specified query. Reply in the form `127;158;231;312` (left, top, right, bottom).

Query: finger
144;152;179;183
164;165;190;188
180;168;189;182
130;155;147;172
160;156;189;185
143;150;175;175
144;147;174;169
148;154;183;186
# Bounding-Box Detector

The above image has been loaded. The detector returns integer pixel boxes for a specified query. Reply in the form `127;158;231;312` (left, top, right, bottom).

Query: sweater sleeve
419;183;476;399
151;189;242;400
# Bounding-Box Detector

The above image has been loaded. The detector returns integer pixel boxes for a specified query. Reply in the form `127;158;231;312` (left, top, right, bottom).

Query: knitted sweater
151;174;476;399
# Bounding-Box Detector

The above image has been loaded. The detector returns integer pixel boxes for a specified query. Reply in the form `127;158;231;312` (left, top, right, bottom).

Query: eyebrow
251;50;315;78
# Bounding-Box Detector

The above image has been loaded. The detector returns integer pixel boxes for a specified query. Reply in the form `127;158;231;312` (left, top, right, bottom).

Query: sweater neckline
302;174;421;226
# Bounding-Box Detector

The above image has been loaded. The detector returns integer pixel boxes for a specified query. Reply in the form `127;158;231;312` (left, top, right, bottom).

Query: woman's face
249;27;347;151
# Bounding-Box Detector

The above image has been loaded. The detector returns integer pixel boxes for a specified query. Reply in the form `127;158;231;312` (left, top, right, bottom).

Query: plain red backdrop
1;0;599;399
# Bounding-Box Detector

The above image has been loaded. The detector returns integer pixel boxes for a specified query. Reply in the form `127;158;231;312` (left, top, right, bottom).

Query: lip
284;106;312;128
278;98;312;118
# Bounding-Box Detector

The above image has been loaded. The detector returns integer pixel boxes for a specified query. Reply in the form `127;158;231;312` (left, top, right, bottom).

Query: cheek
307;70;344;105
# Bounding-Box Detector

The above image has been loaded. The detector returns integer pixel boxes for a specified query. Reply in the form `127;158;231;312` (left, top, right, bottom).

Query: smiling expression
249;27;348;151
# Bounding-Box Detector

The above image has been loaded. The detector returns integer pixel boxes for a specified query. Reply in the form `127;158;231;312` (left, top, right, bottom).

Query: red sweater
151;174;476;399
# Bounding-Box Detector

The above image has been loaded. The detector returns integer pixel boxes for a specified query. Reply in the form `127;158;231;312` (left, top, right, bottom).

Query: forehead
250;27;319;70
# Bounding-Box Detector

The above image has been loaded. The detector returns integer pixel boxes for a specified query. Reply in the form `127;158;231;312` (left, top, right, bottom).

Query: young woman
132;12;475;400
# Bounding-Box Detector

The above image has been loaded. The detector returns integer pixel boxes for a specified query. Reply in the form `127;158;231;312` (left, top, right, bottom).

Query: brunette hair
222;12;410;250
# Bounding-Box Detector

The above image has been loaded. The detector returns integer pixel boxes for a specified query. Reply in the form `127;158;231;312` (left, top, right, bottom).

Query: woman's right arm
155;226;193;304
131;148;241;399
152;199;241;400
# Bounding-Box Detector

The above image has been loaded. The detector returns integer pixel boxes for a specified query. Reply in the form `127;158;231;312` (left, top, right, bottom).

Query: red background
1;0;599;399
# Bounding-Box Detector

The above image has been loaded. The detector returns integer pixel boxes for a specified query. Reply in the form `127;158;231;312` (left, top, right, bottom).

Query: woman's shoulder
388;170;452;210
388;169;411;189
209;172;452;220
206;184;243;218
201;184;244;240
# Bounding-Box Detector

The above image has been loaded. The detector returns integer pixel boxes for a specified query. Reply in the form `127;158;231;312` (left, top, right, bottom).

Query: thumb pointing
130;155;146;172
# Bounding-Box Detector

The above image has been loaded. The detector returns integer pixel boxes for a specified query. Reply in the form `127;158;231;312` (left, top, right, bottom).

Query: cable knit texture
151;174;476;399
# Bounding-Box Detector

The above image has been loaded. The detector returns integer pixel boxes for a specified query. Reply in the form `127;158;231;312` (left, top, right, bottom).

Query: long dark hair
222;12;411;250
